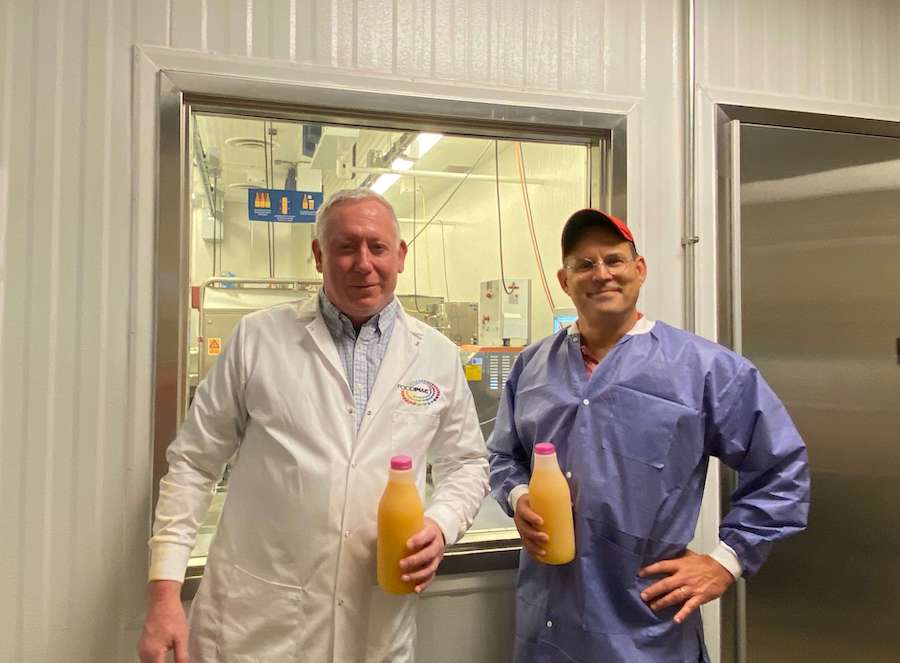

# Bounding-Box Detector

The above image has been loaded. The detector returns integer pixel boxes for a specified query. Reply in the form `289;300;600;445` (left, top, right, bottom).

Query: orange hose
513;142;556;312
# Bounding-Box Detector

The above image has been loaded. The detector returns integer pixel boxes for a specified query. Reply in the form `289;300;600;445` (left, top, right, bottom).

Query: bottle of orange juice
377;455;425;594
529;442;575;564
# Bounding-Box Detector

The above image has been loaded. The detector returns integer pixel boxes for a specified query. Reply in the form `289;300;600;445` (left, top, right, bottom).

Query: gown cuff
148;542;192;583
508;485;530;514
710;540;743;578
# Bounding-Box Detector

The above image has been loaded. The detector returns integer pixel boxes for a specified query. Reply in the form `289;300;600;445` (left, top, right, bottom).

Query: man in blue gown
488;209;810;662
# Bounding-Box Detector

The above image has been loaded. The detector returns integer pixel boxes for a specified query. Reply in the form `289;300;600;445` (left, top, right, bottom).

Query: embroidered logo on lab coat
398;380;441;406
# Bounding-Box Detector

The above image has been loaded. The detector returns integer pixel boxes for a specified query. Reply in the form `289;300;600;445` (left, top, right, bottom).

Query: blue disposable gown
489;320;810;663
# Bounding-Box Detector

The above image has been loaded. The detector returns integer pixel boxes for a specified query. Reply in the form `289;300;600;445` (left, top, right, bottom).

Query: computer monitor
552;308;578;333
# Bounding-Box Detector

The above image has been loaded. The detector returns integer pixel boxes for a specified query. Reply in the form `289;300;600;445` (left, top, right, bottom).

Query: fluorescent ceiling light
372;134;442;195
391;157;414;171
416;133;442;157
371;173;401;195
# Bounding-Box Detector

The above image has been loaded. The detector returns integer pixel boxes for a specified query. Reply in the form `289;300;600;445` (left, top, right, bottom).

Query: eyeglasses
564;254;635;275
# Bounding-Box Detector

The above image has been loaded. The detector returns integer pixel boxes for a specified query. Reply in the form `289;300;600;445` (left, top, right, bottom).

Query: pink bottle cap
391;455;413;470
534;442;556;455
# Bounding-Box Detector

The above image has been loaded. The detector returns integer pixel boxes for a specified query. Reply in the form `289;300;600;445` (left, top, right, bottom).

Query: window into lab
182;109;611;573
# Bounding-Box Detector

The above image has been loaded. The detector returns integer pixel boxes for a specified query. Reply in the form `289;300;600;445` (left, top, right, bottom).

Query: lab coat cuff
148;542;193;582
508;485;530;513
425;504;463;547
710;541;743;579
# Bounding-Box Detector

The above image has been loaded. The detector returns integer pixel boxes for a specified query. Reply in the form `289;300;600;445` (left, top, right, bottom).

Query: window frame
154;69;629;598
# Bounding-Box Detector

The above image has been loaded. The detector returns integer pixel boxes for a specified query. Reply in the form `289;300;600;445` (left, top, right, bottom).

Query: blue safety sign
248;188;323;223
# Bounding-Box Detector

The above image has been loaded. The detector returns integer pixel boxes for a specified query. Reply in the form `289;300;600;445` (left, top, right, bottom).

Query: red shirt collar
577;312;643;376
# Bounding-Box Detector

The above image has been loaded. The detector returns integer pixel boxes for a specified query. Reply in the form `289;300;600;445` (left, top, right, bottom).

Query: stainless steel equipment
397;293;444;329
398;295;479;345
459;345;523;440
441;301;479;345
725;123;900;662
197;277;320;381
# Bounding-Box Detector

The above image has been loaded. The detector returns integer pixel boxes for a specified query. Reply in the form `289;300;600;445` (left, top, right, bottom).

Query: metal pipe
193;131;217;213
342;165;547;185
396;217;465;226
682;0;699;333
216;160;547;184
198;276;321;311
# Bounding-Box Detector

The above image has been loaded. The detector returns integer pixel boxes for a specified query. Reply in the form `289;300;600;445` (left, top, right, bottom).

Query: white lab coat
149;298;489;663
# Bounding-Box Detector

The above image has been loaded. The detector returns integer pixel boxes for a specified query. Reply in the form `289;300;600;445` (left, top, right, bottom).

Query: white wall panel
0;11;11;654
171;0;205;51
433;0;463;80
0;1;689;661
638;0;683;320
603;0;643;96
39;0;80;659
135;0;170;48
395;0;433;78
2;0;38;659
493;0;526;87
202;0;250;57
248;0;282;61
293;0;318;64
699;0;900;107
559;1;604;94
524;0;560;90
0;0;141;660
331;0;355;68
356;0;394;72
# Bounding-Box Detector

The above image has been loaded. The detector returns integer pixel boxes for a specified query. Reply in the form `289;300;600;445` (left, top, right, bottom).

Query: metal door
727;123;900;662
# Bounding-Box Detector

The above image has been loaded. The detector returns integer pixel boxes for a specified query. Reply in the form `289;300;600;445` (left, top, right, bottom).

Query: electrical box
196;205;224;243
479;278;531;346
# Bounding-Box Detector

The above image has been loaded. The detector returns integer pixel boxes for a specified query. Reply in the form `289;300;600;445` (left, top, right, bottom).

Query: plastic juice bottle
529;442;575;565
377;455;425;594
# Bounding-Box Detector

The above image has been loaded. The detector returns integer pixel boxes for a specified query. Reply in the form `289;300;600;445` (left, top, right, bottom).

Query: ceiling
192;113;508;221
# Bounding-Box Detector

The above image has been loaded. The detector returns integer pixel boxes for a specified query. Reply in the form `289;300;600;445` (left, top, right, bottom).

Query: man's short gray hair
315;188;401;243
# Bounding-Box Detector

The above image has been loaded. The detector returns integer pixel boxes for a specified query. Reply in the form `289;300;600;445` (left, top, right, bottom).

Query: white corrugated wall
2;1;138;661
1;1;898;661
699;0;900;104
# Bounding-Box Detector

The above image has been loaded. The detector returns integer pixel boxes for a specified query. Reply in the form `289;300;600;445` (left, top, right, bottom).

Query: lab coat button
582;399;590;405
344;530;350;538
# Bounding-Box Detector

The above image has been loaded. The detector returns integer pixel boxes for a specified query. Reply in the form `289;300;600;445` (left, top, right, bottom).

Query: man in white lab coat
138;188;489;663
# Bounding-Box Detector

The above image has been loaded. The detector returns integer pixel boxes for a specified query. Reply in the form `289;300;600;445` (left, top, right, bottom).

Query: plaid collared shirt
318;289;400;431
567;313;648;376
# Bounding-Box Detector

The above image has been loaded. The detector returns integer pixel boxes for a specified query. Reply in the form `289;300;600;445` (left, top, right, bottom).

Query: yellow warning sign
464;363;482;381
207;337;222;356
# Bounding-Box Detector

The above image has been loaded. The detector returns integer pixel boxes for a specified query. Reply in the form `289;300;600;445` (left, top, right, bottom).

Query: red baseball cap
561;209;635;258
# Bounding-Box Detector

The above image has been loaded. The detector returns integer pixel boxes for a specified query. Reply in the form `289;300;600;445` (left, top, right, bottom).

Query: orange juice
529;442;575;564
377;455;425;594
